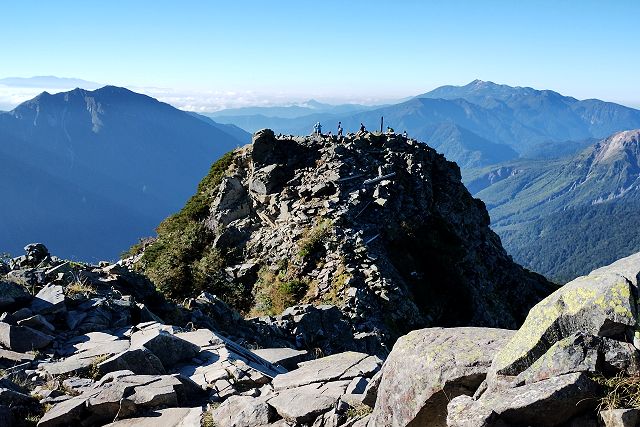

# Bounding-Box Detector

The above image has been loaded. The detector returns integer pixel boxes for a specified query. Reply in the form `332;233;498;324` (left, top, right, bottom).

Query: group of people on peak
312;121;408;139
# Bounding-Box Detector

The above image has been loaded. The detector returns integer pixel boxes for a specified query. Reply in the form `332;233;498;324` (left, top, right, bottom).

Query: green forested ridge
498;201;640;283
469;130;640;283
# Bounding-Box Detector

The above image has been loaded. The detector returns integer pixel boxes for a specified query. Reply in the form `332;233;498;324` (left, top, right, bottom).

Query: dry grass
66;277;96;296
88;354;109;380
346;402;373;419
595;372;640;410
201;407;218;427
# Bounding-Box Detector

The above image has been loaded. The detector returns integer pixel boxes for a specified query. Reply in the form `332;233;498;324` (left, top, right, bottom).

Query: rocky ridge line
136;128;554;355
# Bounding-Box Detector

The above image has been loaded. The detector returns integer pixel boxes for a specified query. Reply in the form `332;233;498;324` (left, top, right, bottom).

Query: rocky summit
134;129;554;355
7;129;631;427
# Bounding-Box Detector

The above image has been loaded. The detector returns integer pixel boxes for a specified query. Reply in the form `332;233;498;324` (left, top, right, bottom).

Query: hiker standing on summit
337;121;343;137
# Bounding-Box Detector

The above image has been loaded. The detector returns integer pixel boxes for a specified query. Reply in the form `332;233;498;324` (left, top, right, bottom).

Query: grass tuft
345;402;373;419
594;372;640;410
297;219;332;259
66;278;96;297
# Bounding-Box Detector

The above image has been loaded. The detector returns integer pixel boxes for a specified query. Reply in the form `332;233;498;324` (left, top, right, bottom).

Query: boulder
30;284;66;314
492;264;638;377
269;391;338;424
272;352;381;391
130;329;200;368
368;327;513;427
253;347;309;370
17;314;55;332
37;394;88;427
447;372;599;427
38;373;203;427
0;387;37;406
0;348;36;363
98;348;165;375
39;337;130;376
516;333;640;385
211;395;275;427
0;281;31;308
24;243;50;265
280;305;357;354
102;407;204;427
0;322;53;352
175;328;225;348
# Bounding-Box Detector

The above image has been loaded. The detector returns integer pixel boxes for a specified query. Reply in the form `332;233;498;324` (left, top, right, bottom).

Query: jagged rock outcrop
136;129;554;354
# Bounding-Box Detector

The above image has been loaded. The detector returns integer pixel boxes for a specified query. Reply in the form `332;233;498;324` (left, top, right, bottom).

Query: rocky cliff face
136;129;554;351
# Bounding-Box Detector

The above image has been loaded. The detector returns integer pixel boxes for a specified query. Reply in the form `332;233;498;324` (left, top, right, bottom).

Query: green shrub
278;279;308;304
134;151;236;302
252;266;309;316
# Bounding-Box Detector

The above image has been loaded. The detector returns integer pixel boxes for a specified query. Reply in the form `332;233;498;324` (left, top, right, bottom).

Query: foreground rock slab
272;351;381;391
103;407;204;427
492;253;640;377
37;372;203;427
367;327;513;427
447;372;599;427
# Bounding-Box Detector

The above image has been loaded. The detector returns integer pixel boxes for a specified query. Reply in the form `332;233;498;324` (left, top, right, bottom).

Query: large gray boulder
39;333;130;376
0;322;53;352
30;284;66;314
212;395;275;427
269;391;337;424
130;329;200;368
103;407;203;427
447;372;599;427
97;348;165;375
515;332;640;385
0;281;31;308
492;253;640;377
368;327;513;427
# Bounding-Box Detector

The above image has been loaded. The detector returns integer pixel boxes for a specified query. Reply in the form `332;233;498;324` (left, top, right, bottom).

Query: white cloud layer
0;83;397;113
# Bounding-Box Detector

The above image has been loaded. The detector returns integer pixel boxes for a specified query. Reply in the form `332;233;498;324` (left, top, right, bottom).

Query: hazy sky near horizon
1;0;639;111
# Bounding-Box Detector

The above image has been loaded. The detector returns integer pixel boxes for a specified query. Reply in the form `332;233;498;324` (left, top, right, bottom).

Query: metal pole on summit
380;116;384;133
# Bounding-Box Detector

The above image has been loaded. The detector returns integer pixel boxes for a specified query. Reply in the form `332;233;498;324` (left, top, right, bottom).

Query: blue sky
1;0;639;110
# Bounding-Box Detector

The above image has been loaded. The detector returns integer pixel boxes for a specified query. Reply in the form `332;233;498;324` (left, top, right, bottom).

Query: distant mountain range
212;80;640;169
208;99;380;120
0;86;248;260
4;79;640;282
468;129;640;282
